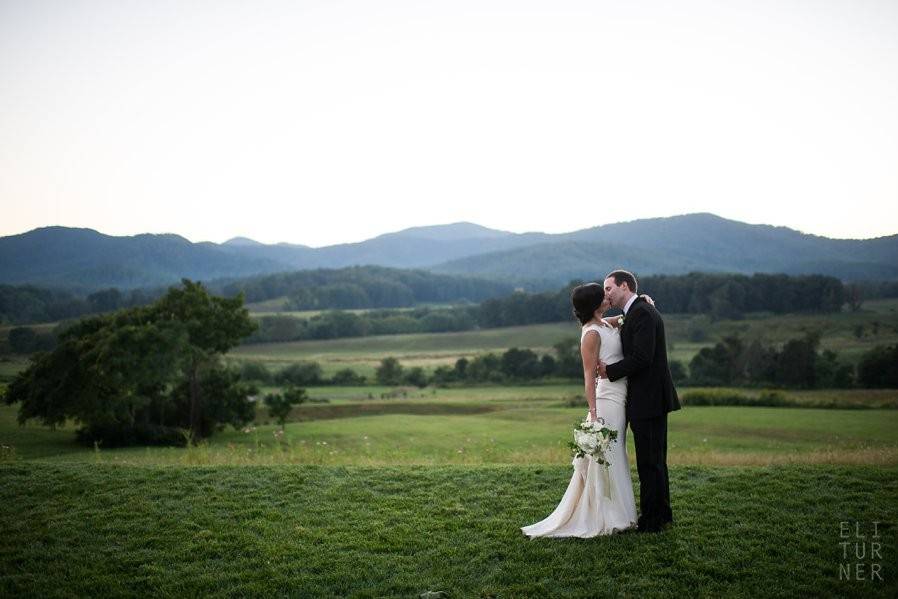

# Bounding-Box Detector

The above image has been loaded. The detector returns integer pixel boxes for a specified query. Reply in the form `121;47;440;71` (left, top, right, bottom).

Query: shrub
857;345;898;388
7;327;56;354
668;360;688;385
403;367;428;388
429;366;455;386
275;361;323;386
264;386;308;429
680;389;789;407
75;423;187;448
240;361;272;383
331;368;367;385
376;357;404;386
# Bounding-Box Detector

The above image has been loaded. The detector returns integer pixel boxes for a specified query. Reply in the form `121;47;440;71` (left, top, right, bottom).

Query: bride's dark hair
571;283;605;325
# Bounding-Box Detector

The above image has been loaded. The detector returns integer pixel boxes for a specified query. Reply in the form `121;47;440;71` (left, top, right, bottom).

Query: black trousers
629;413;673;529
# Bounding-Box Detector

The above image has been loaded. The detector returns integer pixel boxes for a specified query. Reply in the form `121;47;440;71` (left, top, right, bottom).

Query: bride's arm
601;294;656;328
580;331;601;420
602;315;625;328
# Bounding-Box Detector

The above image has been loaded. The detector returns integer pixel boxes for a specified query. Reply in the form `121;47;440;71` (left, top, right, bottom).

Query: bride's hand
640;293;655;307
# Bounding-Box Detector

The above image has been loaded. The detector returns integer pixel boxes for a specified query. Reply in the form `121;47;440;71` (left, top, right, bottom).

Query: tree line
2;272;895;355
6;270;898;328
235;341;583;388
0;284;166;325
244;273;855;344
691;336;898;389
246;307;479;343
235;338;898;391
0;265;512;325
214;265;514;308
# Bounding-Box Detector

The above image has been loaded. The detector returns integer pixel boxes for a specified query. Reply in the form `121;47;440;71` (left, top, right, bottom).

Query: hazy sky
1;0;896;246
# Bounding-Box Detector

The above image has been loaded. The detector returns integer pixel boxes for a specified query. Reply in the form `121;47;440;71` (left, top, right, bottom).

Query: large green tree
3;279;258;445
152;280;257;437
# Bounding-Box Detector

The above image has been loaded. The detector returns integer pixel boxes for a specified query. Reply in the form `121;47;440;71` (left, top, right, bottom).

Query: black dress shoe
637;521;671;533
636;524;662;533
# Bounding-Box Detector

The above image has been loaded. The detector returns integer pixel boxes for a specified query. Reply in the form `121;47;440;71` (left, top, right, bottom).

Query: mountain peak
380;222;513;242
223;236;264;247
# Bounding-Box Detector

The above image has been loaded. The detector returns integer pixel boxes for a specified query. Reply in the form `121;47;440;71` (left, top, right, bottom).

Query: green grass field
1;463;895;597
3;384;897;596
4;386;898;467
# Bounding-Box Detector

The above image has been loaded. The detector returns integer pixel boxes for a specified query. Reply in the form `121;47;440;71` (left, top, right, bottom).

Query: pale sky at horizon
1;0;897;247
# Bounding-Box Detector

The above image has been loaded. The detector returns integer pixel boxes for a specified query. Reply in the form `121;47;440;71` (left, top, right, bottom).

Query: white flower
572;420;618;467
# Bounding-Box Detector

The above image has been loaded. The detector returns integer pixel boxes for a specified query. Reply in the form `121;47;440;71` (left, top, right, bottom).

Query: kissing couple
522;270;681;537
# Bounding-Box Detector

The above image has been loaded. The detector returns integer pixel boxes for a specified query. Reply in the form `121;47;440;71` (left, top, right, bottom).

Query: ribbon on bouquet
601;463;613;500
574;454;613;500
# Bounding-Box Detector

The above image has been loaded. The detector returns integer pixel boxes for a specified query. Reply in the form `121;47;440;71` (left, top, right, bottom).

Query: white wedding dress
521;322;637;538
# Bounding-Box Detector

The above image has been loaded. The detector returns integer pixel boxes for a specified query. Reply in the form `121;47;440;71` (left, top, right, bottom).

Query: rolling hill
1;214;896;291
0;227;284;291
433;214;898;283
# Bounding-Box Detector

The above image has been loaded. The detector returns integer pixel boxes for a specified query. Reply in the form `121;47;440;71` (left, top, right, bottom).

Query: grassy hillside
3;382;896;596
2;463;895;597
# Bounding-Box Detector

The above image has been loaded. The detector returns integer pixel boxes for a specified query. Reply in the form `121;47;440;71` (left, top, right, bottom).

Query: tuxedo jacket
606;296;681;420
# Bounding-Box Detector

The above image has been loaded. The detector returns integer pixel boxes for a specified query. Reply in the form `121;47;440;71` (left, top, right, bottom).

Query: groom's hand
596;361;608;379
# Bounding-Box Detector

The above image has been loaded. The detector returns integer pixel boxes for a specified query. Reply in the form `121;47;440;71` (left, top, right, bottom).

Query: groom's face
603;276;625;309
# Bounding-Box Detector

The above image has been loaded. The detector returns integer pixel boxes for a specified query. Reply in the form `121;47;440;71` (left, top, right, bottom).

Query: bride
521;282;638;538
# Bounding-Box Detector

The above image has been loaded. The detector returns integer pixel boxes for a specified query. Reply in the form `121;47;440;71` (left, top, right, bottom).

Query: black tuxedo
605;296;680;531
605;297;680;419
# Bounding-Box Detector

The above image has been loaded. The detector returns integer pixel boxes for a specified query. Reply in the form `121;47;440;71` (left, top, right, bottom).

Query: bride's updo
571;283;605;325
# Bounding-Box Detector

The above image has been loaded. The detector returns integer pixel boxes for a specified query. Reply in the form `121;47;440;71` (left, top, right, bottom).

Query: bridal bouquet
568;417;618;467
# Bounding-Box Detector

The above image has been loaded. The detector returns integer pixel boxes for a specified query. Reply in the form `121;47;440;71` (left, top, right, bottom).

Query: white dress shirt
623;294;637;315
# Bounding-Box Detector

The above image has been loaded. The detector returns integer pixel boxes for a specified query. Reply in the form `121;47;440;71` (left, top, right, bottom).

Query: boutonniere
617;316;625;327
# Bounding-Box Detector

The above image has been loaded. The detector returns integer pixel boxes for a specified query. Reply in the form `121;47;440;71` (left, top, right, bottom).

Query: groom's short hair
606;270;638;293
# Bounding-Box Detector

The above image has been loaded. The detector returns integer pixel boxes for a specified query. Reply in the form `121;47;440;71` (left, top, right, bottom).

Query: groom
597;270;680;533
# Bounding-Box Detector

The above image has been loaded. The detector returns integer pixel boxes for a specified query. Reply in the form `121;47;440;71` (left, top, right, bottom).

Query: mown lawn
1;463;895;597
4;398;897;467
3;386;898;597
